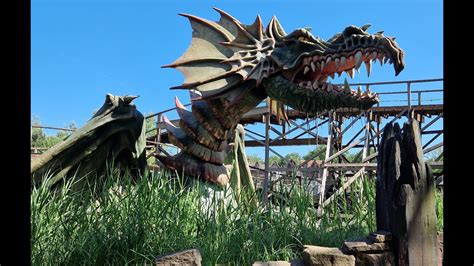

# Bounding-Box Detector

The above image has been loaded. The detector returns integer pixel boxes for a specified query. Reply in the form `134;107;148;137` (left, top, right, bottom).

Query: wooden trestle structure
31;78;443;211
145;78;443;210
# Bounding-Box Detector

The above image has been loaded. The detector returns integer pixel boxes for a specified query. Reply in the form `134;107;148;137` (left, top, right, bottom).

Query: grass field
31;170;442;265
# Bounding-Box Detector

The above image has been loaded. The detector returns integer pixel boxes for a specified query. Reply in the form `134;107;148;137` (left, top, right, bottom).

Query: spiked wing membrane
163;8;279;99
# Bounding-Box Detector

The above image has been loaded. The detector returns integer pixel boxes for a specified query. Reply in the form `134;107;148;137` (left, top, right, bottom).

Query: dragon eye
298;36;310;42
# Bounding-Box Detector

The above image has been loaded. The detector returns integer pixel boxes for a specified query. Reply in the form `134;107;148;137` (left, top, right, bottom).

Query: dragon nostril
352;36;359;46
347;40;352;48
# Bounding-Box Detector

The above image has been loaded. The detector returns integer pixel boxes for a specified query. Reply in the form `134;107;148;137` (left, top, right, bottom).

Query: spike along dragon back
157;8;405;185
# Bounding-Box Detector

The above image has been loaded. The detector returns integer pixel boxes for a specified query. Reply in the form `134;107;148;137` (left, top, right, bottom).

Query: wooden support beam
262;113;271;206
245;137;327;147
422;132;443;149
292;119;329;140
321;168;365;208
270;117;319;143
340;113;364;136
423;142;443;154
289;119;321;139
421;113;443;131
318;111;334;216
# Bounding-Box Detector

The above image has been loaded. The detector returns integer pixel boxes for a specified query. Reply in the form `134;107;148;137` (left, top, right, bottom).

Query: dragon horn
266;16;286;42
123;95;139;104
361;24;372;31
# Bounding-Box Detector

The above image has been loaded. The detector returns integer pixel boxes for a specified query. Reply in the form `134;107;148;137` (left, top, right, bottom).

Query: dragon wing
163;8;279;99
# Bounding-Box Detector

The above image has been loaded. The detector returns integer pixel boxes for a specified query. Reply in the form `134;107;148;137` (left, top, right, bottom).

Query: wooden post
262;112;271;206
407;82;412;118
376;119;438;265
317;111;334;216
155;114;162;164
360;111;370;196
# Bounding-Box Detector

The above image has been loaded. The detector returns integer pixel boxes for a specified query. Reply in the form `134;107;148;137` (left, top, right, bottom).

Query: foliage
269;155;282;166
145;114;157;138
247;154;264;166
303;145;327;161
435;188;443;231
303;145;365;163
268;153;303;167
31;167;444;264
32;170;378;265
31;115;76;149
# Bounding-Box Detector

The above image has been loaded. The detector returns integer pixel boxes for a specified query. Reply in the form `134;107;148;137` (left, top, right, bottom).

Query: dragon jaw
264;24;405;113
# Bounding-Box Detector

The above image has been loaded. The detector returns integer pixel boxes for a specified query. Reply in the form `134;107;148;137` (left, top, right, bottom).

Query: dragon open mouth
281;47;400;101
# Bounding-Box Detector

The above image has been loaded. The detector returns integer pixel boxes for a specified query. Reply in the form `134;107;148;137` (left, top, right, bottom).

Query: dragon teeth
343;78;351;93
371;51;377;61
334;58;340;70
346;68;354;79
320;61;325;71
326;57;332;64
365;61;372;77
340;56;347;68
307;80;312;87
311;61;316;72
304;66;311;75
355;51;363;68
327;83;333;92
299;82;305;88
313;80;319;89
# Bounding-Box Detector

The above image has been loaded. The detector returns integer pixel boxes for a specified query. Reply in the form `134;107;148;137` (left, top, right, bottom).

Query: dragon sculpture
31;94;147;190
156;8;405;187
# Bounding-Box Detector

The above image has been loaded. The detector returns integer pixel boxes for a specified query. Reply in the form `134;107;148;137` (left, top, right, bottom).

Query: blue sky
32;0;443;158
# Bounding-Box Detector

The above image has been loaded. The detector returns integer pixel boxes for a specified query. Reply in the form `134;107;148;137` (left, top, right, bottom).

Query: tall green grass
31;169;440;265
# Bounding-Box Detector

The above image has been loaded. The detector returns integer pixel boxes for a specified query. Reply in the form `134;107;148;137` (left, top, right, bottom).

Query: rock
252;259;305;266
342;237;389;253
155;248;202;266
369;230;392;243
302;245;355;266
356;252;395;266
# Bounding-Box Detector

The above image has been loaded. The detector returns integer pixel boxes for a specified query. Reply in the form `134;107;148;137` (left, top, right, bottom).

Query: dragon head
264;20;404;113
164;8;405;114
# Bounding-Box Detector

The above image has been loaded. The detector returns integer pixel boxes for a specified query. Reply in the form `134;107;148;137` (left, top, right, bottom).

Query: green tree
246;154;263;166
284;152;302;165
303;145;327;161
269;155;282;166
31;115;76;150
145;113;157;138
